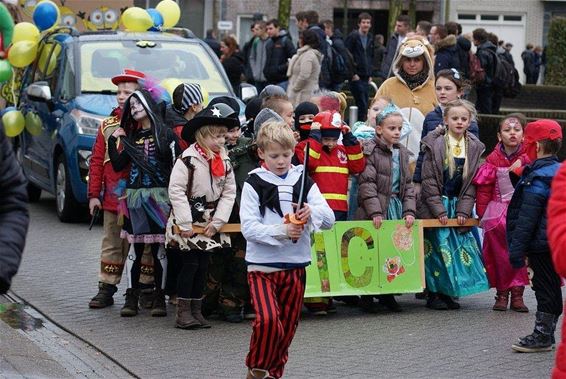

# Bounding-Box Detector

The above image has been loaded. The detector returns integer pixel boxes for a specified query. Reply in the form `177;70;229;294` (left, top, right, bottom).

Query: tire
27;183;42;202
55;154;82;222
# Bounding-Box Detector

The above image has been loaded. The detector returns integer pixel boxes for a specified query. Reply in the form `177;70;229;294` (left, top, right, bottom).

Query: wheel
27;183;42;202
55;154;82;222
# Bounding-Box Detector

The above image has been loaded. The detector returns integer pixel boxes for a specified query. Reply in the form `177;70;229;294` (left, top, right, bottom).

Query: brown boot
246;368;274;379
150;289;167;317
492;290;509;311
175;298;200;329
510;286;529;312
190;298;211;329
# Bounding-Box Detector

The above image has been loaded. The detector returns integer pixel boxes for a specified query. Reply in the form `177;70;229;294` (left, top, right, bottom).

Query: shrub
545;17;566;86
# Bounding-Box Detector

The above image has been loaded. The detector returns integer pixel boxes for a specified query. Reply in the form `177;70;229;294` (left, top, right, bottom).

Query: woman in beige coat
287;29;323;106
166;102;237;330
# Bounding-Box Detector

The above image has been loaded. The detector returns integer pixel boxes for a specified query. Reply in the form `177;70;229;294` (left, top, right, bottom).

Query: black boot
139;285;154;310
551;314;559;348
89;282;117;309
438;294;461;310
426;292;448;310
150;289;167;317
359;295;379;313
120;289;140;317
511;311;554;352
378;295;402;312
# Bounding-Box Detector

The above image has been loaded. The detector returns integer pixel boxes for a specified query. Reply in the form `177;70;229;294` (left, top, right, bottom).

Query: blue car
17;28;250;222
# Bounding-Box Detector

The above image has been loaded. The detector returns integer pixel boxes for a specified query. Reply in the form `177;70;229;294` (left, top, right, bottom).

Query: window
503;15;522;22
480;14;499;21
457;14;476;20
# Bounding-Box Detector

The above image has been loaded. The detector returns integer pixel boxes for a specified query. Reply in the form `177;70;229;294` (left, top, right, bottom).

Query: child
473;114;530;312
414;69;479;185
507;119;563;353
108;89;179;317
417;99;489;310
294;101;319;142
165;82;204;151
88;69;155;309
356;104;416;313
262;96;294;129
240;120;334;379
166;102;237;329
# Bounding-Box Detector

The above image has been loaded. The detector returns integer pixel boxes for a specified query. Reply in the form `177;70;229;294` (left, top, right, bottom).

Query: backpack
468;51;485;85
330;43;354;83
489;50;521;98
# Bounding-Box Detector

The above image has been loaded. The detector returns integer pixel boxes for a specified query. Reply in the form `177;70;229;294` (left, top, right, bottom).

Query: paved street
7;195;564;378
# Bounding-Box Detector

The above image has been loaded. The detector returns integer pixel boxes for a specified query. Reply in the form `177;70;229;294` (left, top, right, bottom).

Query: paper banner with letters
304;220;425;298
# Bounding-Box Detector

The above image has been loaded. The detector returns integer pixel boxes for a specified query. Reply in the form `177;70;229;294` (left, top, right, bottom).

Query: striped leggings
246;268;306;379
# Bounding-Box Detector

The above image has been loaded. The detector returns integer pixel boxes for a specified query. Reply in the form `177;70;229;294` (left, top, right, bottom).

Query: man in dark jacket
430;24;460;74
0;123;29;294
522;44;537;84
204;29;221;58
507;119;563;353
263;19;296;90
446;21;470;79
323;19;354;91
345;12;374;122
381;14;410;79
473;28;497;114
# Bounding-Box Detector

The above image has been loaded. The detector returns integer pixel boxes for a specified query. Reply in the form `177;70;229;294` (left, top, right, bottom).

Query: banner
304;220;424;297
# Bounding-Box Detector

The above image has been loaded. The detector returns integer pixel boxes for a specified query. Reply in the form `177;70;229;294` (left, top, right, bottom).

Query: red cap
111;69;146;85
312;111;342;130
524;119;563;144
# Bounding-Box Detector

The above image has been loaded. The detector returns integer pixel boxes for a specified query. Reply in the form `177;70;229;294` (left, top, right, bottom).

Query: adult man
0;122;29;295
88;69;154;309
446;21;470;79
296;10;332;89
415;20;432;39
502;42;515;66
323;19;354;91
246;21;269;93
473;28;498;114
263;19;296;90
203;29;221;58
522;43;537;84
345;12;374;122
381;14;410;79
430;23;460;74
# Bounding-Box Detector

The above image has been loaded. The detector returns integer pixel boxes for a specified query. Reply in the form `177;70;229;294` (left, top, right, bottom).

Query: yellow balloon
38;42;61;75
12;22;40;44
121;7;153;32
8;40;38;68
160;78;183;99
156;0;180;28
25;112;42;136
3;110;25;137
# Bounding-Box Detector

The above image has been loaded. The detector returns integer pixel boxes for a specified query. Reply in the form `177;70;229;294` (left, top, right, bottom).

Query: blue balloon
0;106;16;116
33;2;59;31
147;8;164;31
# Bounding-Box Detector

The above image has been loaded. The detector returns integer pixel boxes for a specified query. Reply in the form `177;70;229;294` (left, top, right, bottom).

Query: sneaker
512;332;552;353
120;288;139;317
139;288;154;309
89;282;117;309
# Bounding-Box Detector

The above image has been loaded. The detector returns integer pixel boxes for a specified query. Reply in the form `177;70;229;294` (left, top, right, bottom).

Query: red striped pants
246;268;306;379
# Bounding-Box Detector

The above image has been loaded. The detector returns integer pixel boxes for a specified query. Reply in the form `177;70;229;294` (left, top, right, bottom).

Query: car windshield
79;39;230;94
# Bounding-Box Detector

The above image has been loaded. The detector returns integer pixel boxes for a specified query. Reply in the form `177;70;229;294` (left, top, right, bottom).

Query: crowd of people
78;11;566;379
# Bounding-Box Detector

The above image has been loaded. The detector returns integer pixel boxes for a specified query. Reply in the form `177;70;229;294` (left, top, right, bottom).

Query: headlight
78;149;92;169
71;109;105;135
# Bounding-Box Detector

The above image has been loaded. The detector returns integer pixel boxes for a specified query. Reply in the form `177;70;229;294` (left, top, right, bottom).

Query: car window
79;40;230;94
60;48;75;101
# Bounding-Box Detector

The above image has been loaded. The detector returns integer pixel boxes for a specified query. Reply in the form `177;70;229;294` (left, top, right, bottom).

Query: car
17;27;252;222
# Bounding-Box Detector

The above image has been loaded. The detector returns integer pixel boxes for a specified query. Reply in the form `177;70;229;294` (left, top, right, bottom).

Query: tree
388;0;403;36
408;0;416;29
545;17;566;86
278;0;292;30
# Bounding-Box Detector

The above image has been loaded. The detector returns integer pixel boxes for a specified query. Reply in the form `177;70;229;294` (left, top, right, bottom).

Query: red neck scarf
195;143;225;177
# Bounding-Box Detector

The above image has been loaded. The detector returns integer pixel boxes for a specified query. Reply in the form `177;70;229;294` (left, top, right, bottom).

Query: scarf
195;143;225;177
398;68;429;90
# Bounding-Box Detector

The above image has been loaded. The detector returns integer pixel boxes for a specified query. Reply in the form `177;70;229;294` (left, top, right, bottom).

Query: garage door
458;13;527;84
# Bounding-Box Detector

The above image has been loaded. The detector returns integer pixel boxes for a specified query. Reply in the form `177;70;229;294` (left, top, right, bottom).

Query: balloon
0;59;12;82
160;78;183;100
147;8;164;31
0;106;16;116
8;40;38;68
0;3;15;49
38;42;61;75
32;1;60;32
155;0;180;28
12;22;40;44
2;109;25;137
25;112;42;136
121;7;153;32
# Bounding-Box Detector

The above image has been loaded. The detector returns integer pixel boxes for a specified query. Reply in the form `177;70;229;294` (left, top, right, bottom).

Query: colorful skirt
119;187;170;244
424;197;489;297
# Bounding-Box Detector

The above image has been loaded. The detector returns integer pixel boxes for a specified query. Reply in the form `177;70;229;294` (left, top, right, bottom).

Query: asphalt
6;196;564;378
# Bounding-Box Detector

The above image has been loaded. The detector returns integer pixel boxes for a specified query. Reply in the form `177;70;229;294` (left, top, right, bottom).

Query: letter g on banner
341;227;374;288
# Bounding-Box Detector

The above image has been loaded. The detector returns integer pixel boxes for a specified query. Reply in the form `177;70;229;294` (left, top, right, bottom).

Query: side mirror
240;83;258;102
27;82;52;102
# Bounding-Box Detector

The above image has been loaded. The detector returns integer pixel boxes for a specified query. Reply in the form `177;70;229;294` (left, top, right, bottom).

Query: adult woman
287;29;322;106
220;36;245;97
375;36;437;165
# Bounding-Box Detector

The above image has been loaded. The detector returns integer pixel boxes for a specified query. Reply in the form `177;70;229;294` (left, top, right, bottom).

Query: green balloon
25;112;42;136
0;59;11;82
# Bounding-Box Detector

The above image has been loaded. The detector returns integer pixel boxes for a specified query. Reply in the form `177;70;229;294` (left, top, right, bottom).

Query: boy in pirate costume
88;69;155;309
